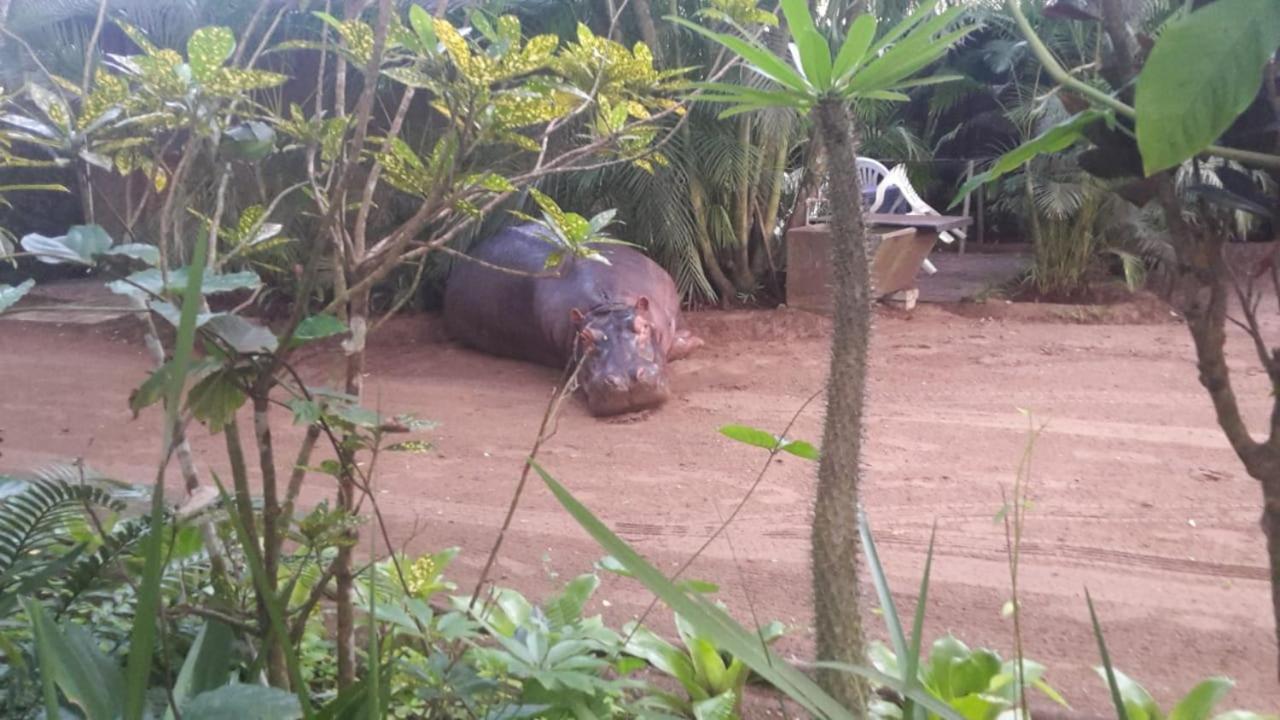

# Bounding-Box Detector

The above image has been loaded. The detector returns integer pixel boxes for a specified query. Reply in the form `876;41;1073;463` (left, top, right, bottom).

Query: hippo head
570;298;670;416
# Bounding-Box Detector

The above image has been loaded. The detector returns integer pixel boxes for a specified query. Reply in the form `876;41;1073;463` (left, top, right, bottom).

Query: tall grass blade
124;231;209;720
857;511;908;662
211;471;313;717
533;461;963;720
23;596;124;720
904;523;937;720
1086;589;1129;720
165;619;235;720
366;525;380;719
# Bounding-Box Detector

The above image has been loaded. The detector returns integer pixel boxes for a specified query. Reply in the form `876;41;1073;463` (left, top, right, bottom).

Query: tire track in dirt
607;518;1268;582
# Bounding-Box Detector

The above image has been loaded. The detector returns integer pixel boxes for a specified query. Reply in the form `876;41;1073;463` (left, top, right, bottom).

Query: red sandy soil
2;296;1277;717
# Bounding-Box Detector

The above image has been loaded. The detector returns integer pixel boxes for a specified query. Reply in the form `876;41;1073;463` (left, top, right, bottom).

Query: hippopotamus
443;223;704;416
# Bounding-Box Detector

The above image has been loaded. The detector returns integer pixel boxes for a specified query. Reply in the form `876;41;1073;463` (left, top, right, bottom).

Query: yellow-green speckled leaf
433;18;495;84
492;94;561;128
500;34;559;79
78;73;129;130
136;49;187;96
529;188;567;230
115;21;159;55
204;68;288;96
377;137;434;197
500;132;542;152
560;212;589;243
341;20;375;66
235;205;266;242
497;15;522;46
187;26;235;82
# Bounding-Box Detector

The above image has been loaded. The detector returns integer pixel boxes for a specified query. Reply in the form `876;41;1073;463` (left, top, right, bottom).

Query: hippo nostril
635;367;661;386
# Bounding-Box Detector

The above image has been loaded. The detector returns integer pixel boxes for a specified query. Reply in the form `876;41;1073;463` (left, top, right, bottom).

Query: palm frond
0;475;129;605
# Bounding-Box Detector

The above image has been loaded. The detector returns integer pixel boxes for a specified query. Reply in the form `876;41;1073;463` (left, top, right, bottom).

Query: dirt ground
2;284;1278;717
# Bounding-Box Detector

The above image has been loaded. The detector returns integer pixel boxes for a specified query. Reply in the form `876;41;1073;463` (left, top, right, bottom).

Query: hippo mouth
582;378;671;416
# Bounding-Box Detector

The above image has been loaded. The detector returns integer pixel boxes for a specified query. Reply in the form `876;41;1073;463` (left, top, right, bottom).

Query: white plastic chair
804;158;890;225
870;164;966;246
856;158;890;195
869;164;968;276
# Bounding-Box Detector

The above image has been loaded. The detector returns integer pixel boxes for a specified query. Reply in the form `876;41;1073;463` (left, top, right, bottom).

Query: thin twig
623;386;824;641
468;354;589;610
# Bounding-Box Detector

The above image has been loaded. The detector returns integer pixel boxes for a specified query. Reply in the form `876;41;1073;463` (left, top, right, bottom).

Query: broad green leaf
544;573;599;626
1034;677;1072;709
105;243;161;266
1134;0;1280;175
150;300;222;329
21;224;111;264
207;315;279;353
129;356;222;417
1103;669;1158;720
408;4;438;51
780;0;830;88
691;692;736;720
186;368;248;433
668;17;808;93
182;684;303;720
924;636;975;699
188;27;236;82
1169;678;1235;720
165;621;234;720
718;423;779;450
622;624;700;694
0;113;60;139
780;439;819;460
287;398;322;426
0;278;34;313
222;121;276;161
109;268;261;298
869;0;942;54
849;13;972;95
688;637;729;693
693;81;809;106
858;90;911;102
291;314;348;345
832;14;877;82
23;597;124;720
950;110;1110;208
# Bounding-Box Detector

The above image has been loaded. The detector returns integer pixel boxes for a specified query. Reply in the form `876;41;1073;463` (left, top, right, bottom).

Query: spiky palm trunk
811;97;871;712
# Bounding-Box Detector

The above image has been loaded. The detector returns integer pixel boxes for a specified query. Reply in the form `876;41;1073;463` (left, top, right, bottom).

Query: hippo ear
634;296;650;314
570;308;586;327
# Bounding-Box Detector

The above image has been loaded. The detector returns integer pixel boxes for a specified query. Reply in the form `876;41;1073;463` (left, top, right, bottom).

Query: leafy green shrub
867;636;1066;720
622;611;785;719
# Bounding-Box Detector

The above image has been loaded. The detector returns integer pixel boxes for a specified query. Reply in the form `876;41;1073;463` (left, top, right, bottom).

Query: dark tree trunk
1154;176;1280;679
630;0;660;56
689;178;738;305
810;97;871;712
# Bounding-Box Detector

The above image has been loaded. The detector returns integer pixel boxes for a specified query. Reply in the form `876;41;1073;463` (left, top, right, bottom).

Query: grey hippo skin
443;223;705;416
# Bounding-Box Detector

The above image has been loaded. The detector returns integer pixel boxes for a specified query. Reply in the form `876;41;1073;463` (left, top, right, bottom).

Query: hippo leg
668;327;704;361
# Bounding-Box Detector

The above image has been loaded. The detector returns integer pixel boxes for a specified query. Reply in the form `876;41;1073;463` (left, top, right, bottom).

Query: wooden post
976;183;986;246
959;160;974;255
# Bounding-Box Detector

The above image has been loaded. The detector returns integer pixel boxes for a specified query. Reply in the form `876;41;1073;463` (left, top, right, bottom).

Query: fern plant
0;474;130;617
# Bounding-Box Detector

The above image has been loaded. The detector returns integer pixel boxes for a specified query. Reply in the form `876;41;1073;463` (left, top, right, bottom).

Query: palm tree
674;0;972;708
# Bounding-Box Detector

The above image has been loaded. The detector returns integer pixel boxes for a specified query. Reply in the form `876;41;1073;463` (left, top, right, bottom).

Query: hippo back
442;223;682;369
